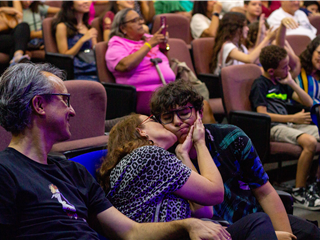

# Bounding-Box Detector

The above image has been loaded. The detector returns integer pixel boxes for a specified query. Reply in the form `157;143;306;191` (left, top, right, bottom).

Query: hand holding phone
159;16;167;49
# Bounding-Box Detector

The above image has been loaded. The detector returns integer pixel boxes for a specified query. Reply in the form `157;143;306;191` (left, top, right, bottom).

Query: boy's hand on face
192;112;206;146
277;72;294;86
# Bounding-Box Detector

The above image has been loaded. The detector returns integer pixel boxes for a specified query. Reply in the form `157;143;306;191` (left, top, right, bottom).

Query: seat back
152;14;193;44
286;35;311;56
42;17;58;53
0;126;12;151
191;37;215;74
168;38;195;75
221;64;262;115
90;17;104;42
94;2;111;17
309;15;320;36
44;1;62;8
94;41;116;83
64;80;107;141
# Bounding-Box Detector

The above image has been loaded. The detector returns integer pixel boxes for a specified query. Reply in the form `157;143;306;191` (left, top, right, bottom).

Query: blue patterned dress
67;33;98;81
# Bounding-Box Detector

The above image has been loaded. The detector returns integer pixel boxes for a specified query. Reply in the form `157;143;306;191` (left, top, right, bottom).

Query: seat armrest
229;110;271;163
102;83;137;120
45;52;74;80
197;73;221;99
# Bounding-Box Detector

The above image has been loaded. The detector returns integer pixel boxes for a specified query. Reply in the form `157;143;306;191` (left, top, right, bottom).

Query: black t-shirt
0;148;112;240
249;75;293;125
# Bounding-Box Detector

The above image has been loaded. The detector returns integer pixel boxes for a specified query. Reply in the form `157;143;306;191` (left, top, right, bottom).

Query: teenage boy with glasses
150;79;320;240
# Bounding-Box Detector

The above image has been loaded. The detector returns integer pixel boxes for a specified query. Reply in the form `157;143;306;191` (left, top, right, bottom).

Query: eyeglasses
43;93;71;107
160;106;194;125
122;16;144;24
138;114;157;128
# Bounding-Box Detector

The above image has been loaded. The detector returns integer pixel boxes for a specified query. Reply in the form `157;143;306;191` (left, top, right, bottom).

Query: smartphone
159;16;166;49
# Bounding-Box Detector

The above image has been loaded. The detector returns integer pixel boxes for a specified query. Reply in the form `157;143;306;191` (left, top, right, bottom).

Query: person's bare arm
257;106;312;124
30;30;43;39
253;182;297;240
115;26;166;72
47;6;60;14
174;112;224;206
56;23;97;56
97;207;231;240
200;2;222;38
228;27;277;63
12;1;23;13
138;1;149;23
280;73;313;107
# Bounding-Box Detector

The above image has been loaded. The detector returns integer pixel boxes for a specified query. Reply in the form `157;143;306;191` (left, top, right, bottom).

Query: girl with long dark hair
52;1;98;81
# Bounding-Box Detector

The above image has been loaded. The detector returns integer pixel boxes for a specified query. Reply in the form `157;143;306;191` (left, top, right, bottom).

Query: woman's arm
115;26;166;72
138;0;155;23
228;27;277;63
174;112;224;206
30;30;42;39
47;6;60;14
13;1;23;13
200;2;222;38
55;22;97;55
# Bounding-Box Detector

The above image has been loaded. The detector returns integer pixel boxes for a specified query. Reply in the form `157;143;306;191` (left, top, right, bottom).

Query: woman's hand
192;111;206;147
81;28;98;43
175;125;194;163
147;25;166;48
258;13;266;37
0;7;22;20
275;231;297;240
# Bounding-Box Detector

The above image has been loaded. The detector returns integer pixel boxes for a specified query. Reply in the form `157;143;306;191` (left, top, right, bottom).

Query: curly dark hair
52;1;90;38
259;45;287;72
210;12;247;72
299;36;320;76
245;20;270;50
192;1;208;16
98;114;153;193
150;79;204;121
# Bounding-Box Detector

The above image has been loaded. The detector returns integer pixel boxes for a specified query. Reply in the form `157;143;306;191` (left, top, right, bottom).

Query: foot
9;54;30;67
308;182;320;199
292;187;320;210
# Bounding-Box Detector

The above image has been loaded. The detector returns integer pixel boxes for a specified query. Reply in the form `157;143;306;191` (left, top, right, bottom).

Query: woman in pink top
105;8;175;92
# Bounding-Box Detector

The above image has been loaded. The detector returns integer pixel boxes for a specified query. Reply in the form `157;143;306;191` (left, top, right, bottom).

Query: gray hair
0;63;65;135
109;8;134;40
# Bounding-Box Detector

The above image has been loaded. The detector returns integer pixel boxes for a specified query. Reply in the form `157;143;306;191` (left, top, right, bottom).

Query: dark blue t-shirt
0;148;112;239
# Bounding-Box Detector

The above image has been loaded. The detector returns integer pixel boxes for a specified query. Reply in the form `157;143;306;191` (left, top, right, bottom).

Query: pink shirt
88;2;95;24
106;34;175;92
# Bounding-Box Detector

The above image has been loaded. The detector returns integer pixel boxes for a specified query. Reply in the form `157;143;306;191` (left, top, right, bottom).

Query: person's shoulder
56;22;67;32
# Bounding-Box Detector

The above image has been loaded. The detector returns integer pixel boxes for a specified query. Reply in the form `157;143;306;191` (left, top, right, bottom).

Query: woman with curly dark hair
210;12;276;75
296;37;320;105
52;1;98;81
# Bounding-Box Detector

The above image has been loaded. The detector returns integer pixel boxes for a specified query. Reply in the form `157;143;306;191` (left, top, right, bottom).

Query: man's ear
31;96;46;116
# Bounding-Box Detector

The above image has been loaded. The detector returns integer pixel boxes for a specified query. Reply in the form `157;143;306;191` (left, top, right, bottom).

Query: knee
297;134;317;152
15;22;30;34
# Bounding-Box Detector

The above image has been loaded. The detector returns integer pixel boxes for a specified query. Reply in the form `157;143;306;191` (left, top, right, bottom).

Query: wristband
212;12;219;18
144;42;152;50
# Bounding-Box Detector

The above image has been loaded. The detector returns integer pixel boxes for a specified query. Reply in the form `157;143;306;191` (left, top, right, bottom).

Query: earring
145;134;149;139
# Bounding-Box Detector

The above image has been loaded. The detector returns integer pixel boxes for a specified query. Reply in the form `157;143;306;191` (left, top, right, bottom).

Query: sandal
9;54;30;67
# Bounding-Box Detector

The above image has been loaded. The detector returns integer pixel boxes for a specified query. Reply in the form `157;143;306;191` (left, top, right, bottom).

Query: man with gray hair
0;63;231;240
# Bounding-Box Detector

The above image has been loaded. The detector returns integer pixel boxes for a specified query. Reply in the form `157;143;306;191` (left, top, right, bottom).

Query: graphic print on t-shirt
49;184;78;219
